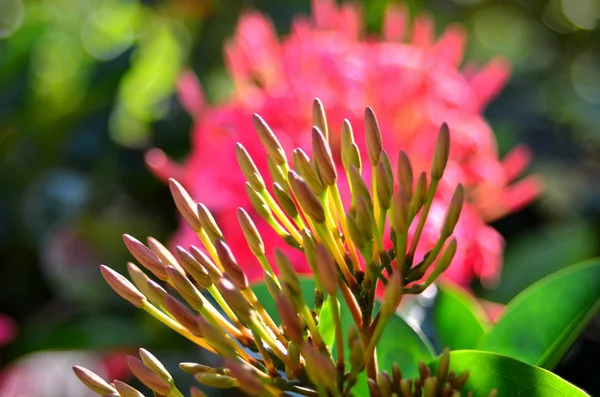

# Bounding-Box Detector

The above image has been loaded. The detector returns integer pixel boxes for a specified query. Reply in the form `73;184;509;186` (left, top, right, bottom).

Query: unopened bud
313;98;329;140
367;378;382;397
166;266;203;310
427;238;457;283
126;356;171;395
224;358;265;396
431;123;450;180
180;362;222;374
379;371;393;397
391;190;409;234
190;386;208;397
315;244;337;296
215;239;248;289
365;107;383;166
301;342;337;390
123;234;167;280
312;126;337;186
437;347;450;382
381;271;403;317
292;148;324;196
189;246;222;282
253;114;287;165
169;179;201;231
215;277;253;324
346;212;367;249
197;203;223;241
145;279;167;307
423;377;437;397
454;370;469;389
126;262;151;297
264;271;281;299
356;196;373;238
114;380;144;397
195;373;238;389
245;182;272;220
276;294;303;343
274;248;301;296
267;155;288;187
288;170;325;223
341;119;355;171
349;330;363;373
139;348;172;384
235;143;265;191
100;265;146;308
164;295;202;337
349;165;372;208
272;183;299;218
411;172;427;214
441;184;464;239
175;247;212;288
196;315;237;357
397;150;414;201
237;208;265;257
392;363;402;390
147;237;180;271
376;159;393;209
72;365;118;395
419;360;431;381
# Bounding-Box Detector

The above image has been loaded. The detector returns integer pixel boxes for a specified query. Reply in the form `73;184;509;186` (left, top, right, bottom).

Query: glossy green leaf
317;296;337;350
479;259;600;369
433;283;489;350
251;277;317;324
429;350;589;396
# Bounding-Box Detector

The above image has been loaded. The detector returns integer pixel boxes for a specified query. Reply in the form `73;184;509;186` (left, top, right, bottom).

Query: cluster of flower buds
74;100;473;396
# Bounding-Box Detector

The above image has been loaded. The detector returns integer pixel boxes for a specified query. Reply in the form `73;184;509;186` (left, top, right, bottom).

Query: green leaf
317;296;337;350
433;283;489;350
250;277;316;324
429;350;589;397
479;259;600;369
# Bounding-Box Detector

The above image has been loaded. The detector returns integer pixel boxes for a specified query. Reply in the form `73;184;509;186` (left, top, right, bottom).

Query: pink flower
148;0;540;287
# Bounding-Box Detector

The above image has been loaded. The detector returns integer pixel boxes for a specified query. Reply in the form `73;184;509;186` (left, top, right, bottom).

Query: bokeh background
0;0;599;395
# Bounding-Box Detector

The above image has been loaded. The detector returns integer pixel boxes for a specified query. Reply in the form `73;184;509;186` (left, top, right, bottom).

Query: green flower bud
72;365;118;395
100;265;146;308
365;107;383;167
235;143;265;191
253;113;287;165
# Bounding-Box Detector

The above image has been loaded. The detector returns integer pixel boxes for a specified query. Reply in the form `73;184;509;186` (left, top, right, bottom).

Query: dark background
0;0;598;395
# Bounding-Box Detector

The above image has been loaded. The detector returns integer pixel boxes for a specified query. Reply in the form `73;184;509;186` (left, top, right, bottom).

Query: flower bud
126;262;151;298
195;373;238;389
166;266;203;310
410;172;427;214
215;277;253;324
114;380;144;397
126;356;171;395
179;362;224;374
346;212;368;249
100;265;146;308
272;183;299;218
437;347;450;383
381;271;403;317
441;184;464;239
301;342;338;390
276;294;303;344
376;159;393;210
397;150;414;202
139;348;173;384
253;113;287;165
367;378;382;397
349;165;372;208
379;371;393;397
312;126;337;186
147;236;180;271
356;196;373;239
288;170;325;223
72;365;118;395
341;118;355;172
190;386;208;397
224;358;265;396
454;370;469;389
431;122;450;180
427;238;457;283
275;248;301;296
164;295;203;337
237;208;265;257
235;143;265;191
123;234;167;280
189;245;222;282
169;178;201;231
313;98;328;140
267;155;288;187
315;244;337;296
292;148;324;196
215;239;248;289
263;271;281;299
365;107;383;167
175;246;212;288
196;315;237;357
245;182;273;221
197;203;224;241
391;190;409;234
145;279;167;307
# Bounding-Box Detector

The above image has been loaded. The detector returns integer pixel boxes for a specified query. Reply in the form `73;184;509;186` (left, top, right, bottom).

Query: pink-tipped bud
100;265;146;308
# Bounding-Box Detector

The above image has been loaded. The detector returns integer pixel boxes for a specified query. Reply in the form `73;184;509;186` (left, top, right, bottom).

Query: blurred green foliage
0;0;599;395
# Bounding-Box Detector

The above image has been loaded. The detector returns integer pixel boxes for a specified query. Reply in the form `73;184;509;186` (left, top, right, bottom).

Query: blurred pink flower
147;0;541;287
0;314;16;347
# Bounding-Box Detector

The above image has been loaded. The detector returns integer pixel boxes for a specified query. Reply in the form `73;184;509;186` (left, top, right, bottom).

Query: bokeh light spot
31;31;82;84
571;52;600;104
561;0;600;30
